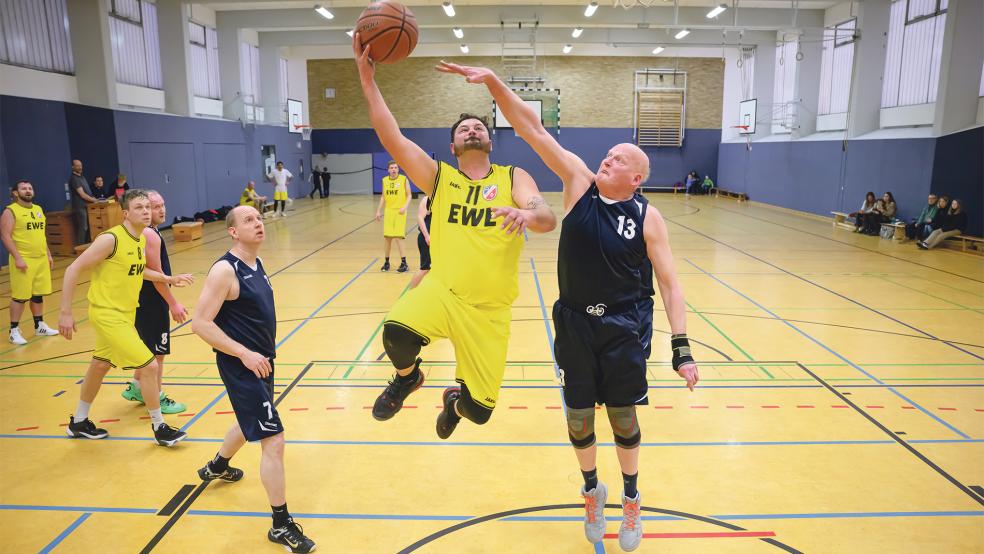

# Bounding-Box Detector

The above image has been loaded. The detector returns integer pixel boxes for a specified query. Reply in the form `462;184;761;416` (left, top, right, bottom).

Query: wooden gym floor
0;192;982;553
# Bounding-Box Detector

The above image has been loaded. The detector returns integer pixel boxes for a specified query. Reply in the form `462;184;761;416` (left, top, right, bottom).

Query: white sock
130;378;140;389
75;400;91;421
149;408;164;428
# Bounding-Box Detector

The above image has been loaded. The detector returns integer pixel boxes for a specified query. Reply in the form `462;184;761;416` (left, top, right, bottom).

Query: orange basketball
356;1;418;64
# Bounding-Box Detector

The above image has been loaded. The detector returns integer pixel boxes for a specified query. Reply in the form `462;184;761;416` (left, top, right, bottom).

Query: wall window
818;19;856;115
189;21;220;99
279;57;289;115
109;0;163;89
239;42;260;105
882;0;947;108
0;0;74;74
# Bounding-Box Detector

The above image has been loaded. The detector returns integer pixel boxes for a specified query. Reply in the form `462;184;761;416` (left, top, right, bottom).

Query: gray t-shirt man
68;160;95;244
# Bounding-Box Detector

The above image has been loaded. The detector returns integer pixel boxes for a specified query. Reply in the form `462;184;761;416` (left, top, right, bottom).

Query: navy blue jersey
213;252;277;359
558;184;650;311
138;227;170;309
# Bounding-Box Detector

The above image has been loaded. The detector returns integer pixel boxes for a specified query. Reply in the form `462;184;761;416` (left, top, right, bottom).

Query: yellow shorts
385;274;511;410
9;256;51;301
274;191;288;201
89;306;155;370
384;208;407;238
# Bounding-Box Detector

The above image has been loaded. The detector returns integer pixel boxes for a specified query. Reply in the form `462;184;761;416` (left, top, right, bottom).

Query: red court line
690;405;709;409
831;405;849;409
796;405;814;409
177;413;196;417
761;405;780;409
975;409;984;412
289;407;309;411
403;406;418;409
216;410;235;415
16;426;39;431
325;407;345;410
140;416;151;420
865;405;884;409
546;406;563;410
937;407;957;411
362;406;373;409
902;406;916;410
602;531;776;539
59;423;68;427
98;419;120;423
509;406;528;410
726;405;744;409
653;406;674;409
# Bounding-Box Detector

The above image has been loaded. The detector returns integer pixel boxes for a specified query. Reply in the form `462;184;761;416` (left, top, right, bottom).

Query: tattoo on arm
526;196;546;210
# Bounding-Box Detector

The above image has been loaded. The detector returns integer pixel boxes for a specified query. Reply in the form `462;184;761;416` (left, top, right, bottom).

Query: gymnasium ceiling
197;0;845;58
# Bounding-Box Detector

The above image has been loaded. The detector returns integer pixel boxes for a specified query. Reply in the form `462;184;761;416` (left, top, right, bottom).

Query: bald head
617;143;650;183
226;205;252;228
596;143;650;195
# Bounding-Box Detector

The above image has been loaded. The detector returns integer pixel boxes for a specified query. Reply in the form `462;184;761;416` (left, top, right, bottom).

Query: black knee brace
457;384;493;425
30;295;43;304
382;322;427;369
606;405;642;449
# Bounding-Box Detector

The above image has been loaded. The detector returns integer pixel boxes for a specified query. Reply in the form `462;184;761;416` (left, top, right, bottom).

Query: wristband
671;333;694;371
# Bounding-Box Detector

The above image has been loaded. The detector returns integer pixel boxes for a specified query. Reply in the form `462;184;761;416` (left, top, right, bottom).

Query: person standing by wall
69;159;97;244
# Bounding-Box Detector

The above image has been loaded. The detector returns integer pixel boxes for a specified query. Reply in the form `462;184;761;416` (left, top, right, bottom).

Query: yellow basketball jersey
382;175;408;209
87;225;147;312
429;161;522;307
6;202;47;258
239;187;253;206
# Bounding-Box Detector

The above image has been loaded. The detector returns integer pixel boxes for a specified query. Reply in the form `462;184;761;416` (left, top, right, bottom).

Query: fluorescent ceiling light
459;44;469;53
584;2;598;17
563;44;573;54
346;29;354;37
706;4;727;18
652;46;664;54
674;29;690;39
572;27;583;38
442;2;455;17
453;27;463;39
314;4;333;20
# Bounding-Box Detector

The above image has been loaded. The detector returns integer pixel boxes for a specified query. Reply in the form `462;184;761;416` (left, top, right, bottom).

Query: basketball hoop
293;124;312;141
730;125;752;151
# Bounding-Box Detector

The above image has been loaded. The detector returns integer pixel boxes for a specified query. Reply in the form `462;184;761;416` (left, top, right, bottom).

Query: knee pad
382;322;426;368
30;295;43;304
606;405;641;449
566;407;597;449
457;384;493;425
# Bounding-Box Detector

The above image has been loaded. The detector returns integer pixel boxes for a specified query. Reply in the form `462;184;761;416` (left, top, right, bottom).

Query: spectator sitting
239;181;268;215
112;174;130;201
701;175;716;194
851;192;877;232
90;176;112;200
685;170;700;195
860;191;896;236
905;193;938;240
919;198;966;250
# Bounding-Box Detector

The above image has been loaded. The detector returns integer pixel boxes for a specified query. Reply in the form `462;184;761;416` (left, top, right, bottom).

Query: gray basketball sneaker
619;491;643;551
581;481;607;544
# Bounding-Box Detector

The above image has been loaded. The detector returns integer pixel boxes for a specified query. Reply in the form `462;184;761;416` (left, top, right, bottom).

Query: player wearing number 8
191;205;315;553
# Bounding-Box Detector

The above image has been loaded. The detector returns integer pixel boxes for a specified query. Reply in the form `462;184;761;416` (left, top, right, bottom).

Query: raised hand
353;33;376;83
435;61;496;85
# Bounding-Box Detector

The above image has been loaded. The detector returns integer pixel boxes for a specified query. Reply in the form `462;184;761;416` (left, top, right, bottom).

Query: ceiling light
706;4;727;18
453;27;463;39
674;29;690;39
563;44;573;54
314;4;333;20
584;1;598;17
652;46;664;54
572;27;583;38
459;44;469;53
442;1;455;17
346;29;354;37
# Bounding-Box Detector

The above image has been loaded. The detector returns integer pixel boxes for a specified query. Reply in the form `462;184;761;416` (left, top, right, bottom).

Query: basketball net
294;124;312;141
731;125;752;151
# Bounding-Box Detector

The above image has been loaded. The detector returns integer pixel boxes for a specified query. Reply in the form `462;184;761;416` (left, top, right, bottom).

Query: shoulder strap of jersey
99;230;118;260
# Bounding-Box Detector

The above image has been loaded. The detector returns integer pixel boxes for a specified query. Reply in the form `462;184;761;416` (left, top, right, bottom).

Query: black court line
398;503;801;553
970;486;984;501
274;362;314;407
795;362;984;508
157;485;195;516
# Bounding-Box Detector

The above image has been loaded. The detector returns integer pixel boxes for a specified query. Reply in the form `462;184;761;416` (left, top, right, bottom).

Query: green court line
875;275;984;315
685;300;774;379
341;282;413;378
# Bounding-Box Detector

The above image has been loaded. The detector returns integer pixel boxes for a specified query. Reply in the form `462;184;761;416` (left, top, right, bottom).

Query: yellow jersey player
375;160;412;272
355;36;557;438
1;180;59;345
59;190;194;446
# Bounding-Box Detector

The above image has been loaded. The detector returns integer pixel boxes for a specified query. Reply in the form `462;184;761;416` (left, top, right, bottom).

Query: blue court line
188;509;469;520
685;259;972;440
4;434;981;446
102;381;984;390
179;258;377;434
38;512;91;553
529;257;564;404
2;504;155;514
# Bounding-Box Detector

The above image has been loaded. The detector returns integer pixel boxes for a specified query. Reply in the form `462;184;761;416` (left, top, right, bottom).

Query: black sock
33;316;42;328
384;257;390;263
401;257;406;263
272;503;290;528
581;468;598;491
622;472;638;499
209;453;230;473
396;362;421;383
10;322;18;330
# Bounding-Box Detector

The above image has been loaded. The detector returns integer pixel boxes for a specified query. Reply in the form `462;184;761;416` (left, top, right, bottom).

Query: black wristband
671;333;694;371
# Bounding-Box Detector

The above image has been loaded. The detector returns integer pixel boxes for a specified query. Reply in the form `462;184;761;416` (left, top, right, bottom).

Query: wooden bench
715;189;748;202
880;221;906;241
943;235;984;255
831;211;856;231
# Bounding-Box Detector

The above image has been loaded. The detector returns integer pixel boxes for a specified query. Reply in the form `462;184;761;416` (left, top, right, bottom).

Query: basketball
356;1;418;64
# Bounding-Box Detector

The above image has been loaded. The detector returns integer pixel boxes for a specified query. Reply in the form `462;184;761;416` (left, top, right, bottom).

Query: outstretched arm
436;62;593;212
355;35;437;195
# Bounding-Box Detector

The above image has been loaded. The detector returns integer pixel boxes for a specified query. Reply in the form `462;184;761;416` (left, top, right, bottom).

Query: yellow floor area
0;193;982;553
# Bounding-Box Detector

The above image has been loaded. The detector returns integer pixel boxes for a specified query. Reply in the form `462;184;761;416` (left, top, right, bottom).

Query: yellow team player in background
375;160;412;272
1;180;59;345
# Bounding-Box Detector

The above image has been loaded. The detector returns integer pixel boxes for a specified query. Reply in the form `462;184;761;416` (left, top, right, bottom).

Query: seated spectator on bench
905;193;938;240
685;170;700;195
239;181;268;214
860;191;896;236
919;199;967;250
851;192;877;232
701;175;716;194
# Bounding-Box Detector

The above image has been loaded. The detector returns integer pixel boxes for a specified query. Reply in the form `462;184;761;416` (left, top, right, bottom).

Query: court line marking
342;280;413;379
685;300;772;378
38;512;91;554
685;258;971;439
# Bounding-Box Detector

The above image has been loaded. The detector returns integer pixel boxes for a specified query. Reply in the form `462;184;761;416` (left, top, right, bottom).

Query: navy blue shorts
216;352;283;442
637;296;654;359
553;300;649;409
135;298;170;355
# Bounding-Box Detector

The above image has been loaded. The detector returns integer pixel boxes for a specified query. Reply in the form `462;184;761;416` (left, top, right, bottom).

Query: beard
453;137;491;156
17;193;33;202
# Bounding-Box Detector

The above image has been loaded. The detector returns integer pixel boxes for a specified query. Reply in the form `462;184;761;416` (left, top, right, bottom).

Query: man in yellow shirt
1;180;59;345
375;161;412;272
240;181;268;215
354;36;557;438
59;190;194;446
